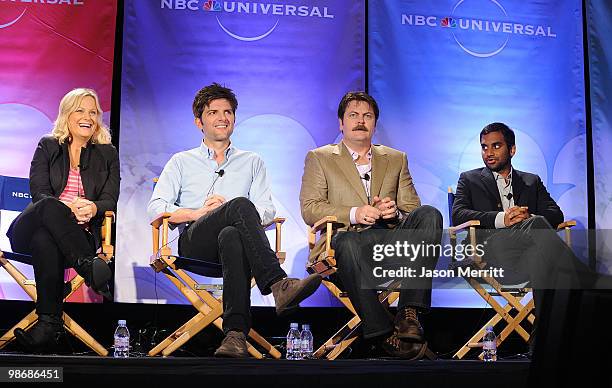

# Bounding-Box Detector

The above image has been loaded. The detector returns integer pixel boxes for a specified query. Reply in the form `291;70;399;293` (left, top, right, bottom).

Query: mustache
352;125;368;131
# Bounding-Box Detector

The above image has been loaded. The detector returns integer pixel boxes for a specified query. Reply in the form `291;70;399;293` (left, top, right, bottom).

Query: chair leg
247;329;281;359
313;314;362;360
62;312;108;356
454;296;534;359
477;298;535;359
325;315;362;360
149;312;211;356
161;308;223;357
0;310;38;349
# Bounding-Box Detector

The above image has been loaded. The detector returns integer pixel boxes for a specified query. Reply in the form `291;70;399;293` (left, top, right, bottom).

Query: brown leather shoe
271;274;322;316
395;307;424;342
381;333;428;360
214;331;249;358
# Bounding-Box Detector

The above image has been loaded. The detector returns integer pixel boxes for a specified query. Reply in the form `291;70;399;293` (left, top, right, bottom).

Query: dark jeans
7;197;96;316
178;197;286;335
331;205;443;339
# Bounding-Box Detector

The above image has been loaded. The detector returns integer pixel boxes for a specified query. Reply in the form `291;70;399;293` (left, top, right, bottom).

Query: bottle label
483;340;496;350
114;337;129;349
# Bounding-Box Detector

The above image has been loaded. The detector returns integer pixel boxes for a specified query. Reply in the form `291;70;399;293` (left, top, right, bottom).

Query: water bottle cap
118;320;126;325
302;324;310;330
290;322;298;328
486;326;493;331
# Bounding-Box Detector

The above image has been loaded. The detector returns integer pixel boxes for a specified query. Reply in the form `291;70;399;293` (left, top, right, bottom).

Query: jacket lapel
80;144;94;200
480;167;503;210
332;143;368;204
59;141;70;195
511;169;526;206
370;145;388;201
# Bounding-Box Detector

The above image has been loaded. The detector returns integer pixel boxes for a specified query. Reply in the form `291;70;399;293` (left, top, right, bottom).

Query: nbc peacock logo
441;17;457;28
203;0;222;12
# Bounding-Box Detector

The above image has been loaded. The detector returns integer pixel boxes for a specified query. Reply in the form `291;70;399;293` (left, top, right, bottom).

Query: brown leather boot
271;274;322;316
395;306;424;342
214;331;249;358
381;333;428;360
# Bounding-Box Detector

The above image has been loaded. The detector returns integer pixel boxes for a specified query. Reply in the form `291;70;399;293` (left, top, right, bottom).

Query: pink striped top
59;168;85;202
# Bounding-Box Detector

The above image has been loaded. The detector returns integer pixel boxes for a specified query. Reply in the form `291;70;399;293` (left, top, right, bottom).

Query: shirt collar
343;142;372;163
492;167;513;185
200;141;235;160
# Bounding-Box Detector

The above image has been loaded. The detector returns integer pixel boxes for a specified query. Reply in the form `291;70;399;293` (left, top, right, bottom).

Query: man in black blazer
451;123;596;328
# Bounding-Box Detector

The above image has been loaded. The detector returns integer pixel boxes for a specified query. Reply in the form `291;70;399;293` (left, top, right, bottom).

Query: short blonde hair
52;88;112;145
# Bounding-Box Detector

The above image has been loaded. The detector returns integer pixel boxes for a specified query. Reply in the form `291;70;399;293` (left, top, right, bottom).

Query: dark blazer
17;135;120;246
452;167;563;229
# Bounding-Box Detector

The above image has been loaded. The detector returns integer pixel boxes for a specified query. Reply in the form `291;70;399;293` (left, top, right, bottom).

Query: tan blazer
300;142;421;262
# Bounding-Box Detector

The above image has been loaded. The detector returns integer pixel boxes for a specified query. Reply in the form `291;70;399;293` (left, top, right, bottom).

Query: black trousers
7;197;96;315
331;205;443;339
483;215;598;321
178;197;286;335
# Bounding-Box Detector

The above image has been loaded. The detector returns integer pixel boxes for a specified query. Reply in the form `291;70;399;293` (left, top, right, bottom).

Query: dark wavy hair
337;91;380;124
192;83;238;119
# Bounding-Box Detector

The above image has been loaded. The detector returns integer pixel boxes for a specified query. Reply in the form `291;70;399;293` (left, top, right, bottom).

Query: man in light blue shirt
148;83;321;358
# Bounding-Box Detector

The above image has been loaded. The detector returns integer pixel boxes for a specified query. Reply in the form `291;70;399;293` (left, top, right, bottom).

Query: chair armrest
312;216;338;234
557;220;576;230
449;220;481;235
264;218;286;262
100;211;116;260
263;217;285;229
104;211;116;223
151;212;173;228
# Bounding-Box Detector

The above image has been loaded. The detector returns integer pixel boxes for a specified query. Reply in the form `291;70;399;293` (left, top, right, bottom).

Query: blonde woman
7;88;119;353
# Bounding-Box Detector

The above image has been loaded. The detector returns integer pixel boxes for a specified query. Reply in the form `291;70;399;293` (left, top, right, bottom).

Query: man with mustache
300;91;443;359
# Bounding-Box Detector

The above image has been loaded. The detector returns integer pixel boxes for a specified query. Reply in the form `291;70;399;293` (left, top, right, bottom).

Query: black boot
14;314;66;354
74;255;112;299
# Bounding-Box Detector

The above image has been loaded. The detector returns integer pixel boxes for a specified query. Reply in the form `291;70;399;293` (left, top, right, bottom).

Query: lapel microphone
205;169;225;200
505;193;513;201
361;173;371;204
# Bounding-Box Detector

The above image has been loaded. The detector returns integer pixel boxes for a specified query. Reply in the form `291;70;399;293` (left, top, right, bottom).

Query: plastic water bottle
300;324;313;359
113;320;130;358
286;322;301;360
482;326;497;362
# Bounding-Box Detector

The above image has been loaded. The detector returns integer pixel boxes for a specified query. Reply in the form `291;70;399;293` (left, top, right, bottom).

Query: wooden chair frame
147;212;286;359
0;211;115;356
306;216;400;360
449;213;576;360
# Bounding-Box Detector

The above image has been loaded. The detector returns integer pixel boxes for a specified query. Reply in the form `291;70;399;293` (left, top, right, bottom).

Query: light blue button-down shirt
147;142;276;226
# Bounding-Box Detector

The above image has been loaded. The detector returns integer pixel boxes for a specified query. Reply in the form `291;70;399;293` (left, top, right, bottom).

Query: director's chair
0;175;115;356
305;216;401;360
447;187;576;359
148;212;286;358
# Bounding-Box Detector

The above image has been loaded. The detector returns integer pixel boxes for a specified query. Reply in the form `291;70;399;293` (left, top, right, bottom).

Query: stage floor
0;352;530;387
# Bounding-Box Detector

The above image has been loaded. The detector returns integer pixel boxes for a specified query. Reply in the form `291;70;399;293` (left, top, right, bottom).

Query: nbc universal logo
161;0;335;41
401;0;557;58
1;0;85;30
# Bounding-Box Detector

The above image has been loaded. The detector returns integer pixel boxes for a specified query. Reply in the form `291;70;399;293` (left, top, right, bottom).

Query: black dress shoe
74;255;112;297
14;314;66;354
394;307;424;342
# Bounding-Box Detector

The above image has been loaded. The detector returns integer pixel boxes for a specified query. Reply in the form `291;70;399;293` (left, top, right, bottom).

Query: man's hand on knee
205;194;226;207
